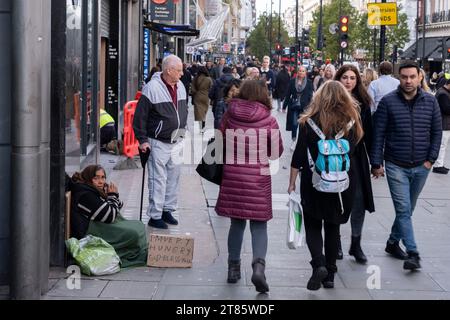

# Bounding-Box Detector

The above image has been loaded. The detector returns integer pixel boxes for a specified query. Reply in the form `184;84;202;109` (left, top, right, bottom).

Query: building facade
0;0;143;298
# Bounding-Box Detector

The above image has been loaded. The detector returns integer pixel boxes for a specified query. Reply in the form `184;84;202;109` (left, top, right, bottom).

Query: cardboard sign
147;234;194;268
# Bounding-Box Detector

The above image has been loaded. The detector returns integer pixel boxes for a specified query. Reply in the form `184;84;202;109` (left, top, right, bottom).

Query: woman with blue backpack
288;81;364;290
335;64;375;264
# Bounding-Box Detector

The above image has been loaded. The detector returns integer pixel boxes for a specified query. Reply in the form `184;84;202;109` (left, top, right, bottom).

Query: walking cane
138;147;150;221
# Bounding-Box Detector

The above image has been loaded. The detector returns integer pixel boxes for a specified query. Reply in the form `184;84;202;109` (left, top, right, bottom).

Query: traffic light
339;15;349;49
437;37;444;59
302;28;310;49
447;48;450;61
275;43;282;54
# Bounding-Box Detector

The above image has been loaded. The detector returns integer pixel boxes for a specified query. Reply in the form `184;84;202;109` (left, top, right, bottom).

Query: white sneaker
290;140;297;151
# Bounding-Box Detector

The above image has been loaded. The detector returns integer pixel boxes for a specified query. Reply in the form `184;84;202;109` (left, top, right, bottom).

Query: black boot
337;235;343;260
349;235;367;264
321;271;335;289
251;258;269;293
307;256;328;291
227;260;241;283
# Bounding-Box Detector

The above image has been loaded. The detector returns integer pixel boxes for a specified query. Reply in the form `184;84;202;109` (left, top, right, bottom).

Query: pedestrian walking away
433;78;450;174
371;62;442;271
335;64;376;264
215;80;284;294
191;66;213;133
368;61;399;114
288;81;364;290
133;54;188;229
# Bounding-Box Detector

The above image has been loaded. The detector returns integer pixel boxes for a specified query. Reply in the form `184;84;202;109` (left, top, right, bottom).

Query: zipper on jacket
171;103;181;143
155;120;163;139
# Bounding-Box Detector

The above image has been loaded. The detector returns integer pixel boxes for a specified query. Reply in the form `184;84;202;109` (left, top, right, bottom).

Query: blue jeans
385;161;430;254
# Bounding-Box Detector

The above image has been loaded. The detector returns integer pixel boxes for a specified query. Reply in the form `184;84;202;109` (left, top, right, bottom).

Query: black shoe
251;258;269;293
307;266;328;291
385;240;408;260
321;271;335;289
337;236;343;260
227;260;241;284
444;166;450;171
162;211;178;225
432;167;449;174
148;218;168;229
403;252;421;270
349;236;368;264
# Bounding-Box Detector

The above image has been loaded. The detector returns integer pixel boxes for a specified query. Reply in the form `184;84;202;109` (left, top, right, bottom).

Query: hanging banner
143;28;150;81
149;0;175;22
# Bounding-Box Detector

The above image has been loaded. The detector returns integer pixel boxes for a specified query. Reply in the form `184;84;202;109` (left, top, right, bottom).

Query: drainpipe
10;0;50;299
39;0;51;295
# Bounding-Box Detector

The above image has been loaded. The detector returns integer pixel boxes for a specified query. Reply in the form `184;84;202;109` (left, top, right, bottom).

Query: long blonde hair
419;69;431;92
300;81;364;142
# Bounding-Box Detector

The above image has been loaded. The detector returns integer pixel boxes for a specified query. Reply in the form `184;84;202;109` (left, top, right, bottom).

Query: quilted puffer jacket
215;98;284;221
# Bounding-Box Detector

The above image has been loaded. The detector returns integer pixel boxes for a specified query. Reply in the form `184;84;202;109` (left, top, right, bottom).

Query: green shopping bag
66;235;121;276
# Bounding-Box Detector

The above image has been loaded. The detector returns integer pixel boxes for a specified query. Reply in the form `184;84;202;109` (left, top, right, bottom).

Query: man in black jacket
133;55;188;229
433;78;450;174
371;62;442;270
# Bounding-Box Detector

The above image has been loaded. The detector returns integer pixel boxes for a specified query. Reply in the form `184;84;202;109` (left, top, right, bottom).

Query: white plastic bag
287;192;305;249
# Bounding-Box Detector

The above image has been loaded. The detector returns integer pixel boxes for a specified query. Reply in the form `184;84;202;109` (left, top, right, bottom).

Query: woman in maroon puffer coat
215;80;284;293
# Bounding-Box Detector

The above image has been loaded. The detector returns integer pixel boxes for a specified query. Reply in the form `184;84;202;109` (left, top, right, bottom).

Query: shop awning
186;7;230;48
144;21;199;37
400;37;450;61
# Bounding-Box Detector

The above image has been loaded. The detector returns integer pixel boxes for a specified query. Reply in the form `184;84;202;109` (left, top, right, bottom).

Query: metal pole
50;0;67;268
318;0;323;50
40;0;51;295
373;28;377;67
421;0;426;68
11;0;48;299
415;0;419;61
295;0;298;68
379;0;387;63
278;0;281;65
269;0;273;58
339;0;343;66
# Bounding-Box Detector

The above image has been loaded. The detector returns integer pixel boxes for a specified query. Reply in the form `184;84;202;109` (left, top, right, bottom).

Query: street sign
340;41;348;49
222;43;230;52
367;3;398;26
186;46;194;54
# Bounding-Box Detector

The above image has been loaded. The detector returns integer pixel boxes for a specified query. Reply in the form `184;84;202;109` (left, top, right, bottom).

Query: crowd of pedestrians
67;53;449;295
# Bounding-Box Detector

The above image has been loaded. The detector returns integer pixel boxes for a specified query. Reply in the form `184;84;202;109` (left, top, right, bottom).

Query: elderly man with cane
133;55;188;229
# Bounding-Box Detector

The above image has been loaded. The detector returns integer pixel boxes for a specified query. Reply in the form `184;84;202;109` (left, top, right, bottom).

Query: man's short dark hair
378;61;393;75
222;66;232;74
398;61;420;75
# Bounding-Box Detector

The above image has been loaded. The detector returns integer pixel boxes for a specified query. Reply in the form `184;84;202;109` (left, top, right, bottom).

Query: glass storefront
65;0;99;173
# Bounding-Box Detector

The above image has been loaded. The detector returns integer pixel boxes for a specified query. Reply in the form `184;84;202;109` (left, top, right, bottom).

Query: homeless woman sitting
69;165;148;268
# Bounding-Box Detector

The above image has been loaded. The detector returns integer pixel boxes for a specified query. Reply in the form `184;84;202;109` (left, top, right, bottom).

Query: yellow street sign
367;3;398;26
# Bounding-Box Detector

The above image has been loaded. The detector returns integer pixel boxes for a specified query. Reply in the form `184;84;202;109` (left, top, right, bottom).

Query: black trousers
100;124;117;146
303;212;339;273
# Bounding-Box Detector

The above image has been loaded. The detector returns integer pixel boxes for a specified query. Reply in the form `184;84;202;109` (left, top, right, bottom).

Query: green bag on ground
66;235;121;276
87;215;148;268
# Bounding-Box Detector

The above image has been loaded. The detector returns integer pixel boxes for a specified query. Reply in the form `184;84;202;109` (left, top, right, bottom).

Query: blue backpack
306;118;353;213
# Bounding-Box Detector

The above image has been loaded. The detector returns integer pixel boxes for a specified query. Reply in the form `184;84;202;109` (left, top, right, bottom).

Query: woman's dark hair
334;64;373;110
72;165;107;197
145;66;160;83
197;66;210;77
236;80;272;109
223;79;242;99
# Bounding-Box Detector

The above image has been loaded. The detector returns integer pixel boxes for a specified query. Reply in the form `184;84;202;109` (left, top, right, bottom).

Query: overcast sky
255;0;296;17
